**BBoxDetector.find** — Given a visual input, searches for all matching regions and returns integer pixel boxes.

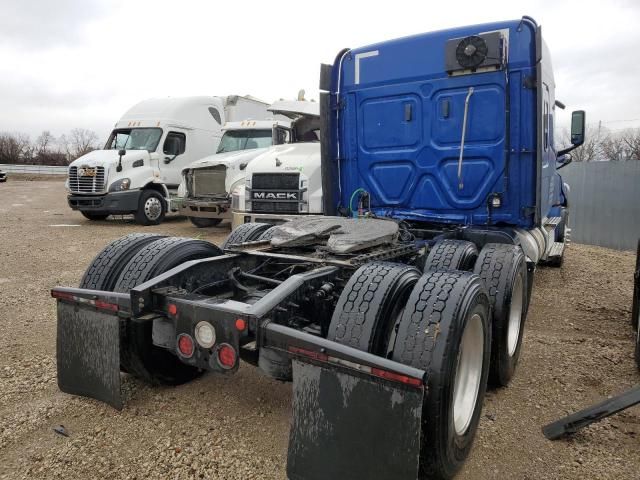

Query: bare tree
[558,125,602,162]
[600,133,627,161]
[59,128,99,160]
[621,128,640,161]
[0,132,32,163]
[35,130,55,154]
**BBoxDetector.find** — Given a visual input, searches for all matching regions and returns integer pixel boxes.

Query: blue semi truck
[53,17,584,479]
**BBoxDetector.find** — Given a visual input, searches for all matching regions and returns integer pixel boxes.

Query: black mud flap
[287,360,423,480]
[56,302,122,409]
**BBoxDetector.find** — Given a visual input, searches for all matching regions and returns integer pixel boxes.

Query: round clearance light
[177,334,194,358]
[217,343,237,369]
[235,318,247,331]
[194,321,216,349]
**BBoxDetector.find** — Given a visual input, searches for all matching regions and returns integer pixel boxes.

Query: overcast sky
[1,0,638,142]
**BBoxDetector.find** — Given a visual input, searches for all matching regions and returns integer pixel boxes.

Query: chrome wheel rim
[507,275,524,357]
[144,197,162,221]
[453,313,484,436]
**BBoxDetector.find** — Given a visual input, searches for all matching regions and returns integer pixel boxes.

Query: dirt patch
[0,180,638,479]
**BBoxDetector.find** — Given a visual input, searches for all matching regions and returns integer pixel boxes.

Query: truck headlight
[109,178,131,192]
[231,187,241,210]
[231,185,246,211]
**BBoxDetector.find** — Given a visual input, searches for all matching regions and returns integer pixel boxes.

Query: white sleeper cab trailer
[66,96,271,225]
[231,100,322,228]
[179,100,320,228]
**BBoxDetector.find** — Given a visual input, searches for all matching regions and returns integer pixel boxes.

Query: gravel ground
[0,179,638,479]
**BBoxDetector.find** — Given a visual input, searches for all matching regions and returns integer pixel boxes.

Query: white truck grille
[192,166,227,198]
[68,166,106,193]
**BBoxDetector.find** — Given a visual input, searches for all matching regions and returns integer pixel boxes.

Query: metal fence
[0,163,68,175]
[560,161,640,251]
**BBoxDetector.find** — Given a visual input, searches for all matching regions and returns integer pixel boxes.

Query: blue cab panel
[330,18,562,229]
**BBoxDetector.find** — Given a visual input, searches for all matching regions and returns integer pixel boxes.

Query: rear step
[547,241,565,259]
[544,216,562,227]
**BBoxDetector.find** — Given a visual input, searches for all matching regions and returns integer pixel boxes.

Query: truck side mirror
[570,110,585,147]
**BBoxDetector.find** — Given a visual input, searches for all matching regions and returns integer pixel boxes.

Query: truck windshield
[105,128,163,152]
[216,129,272,153]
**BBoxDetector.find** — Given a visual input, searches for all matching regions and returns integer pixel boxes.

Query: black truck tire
[630,239,640,330]
[257,225,280,241]
[328,262,421,355]
[474,243,527,388]
[423,239,479,272]
[392,271,491,480]
[134,189,166,226]
[189,217,223,228]
[81,211,110,221]
[80,233,167,291]
[220,222,272,249]
[115,237,222,293]
[114,237,222,384]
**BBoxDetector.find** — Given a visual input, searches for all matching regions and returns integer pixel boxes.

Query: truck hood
[68,149,149,169]
[245,143,320,174]
[182,147,270,174]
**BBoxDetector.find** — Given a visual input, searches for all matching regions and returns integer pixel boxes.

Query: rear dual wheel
[80,233,166,291]
[112,237,222,384]
[80,235,222,384]
[392,271,491,479]
[422,239,478,273]
[329,264,491,479]
[474,243,527,387]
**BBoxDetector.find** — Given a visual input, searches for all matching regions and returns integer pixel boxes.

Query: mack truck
[66,95,272,225]
[179,99,319,228]
[53,17,585,479]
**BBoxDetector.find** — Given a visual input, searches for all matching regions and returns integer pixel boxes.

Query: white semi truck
[180,99,320,228]
[177,118,292,228]
[230,100,322,228]
[66,95,272,225]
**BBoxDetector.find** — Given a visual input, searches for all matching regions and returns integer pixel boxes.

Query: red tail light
[177,334,194,358]
[217,344,237,369]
